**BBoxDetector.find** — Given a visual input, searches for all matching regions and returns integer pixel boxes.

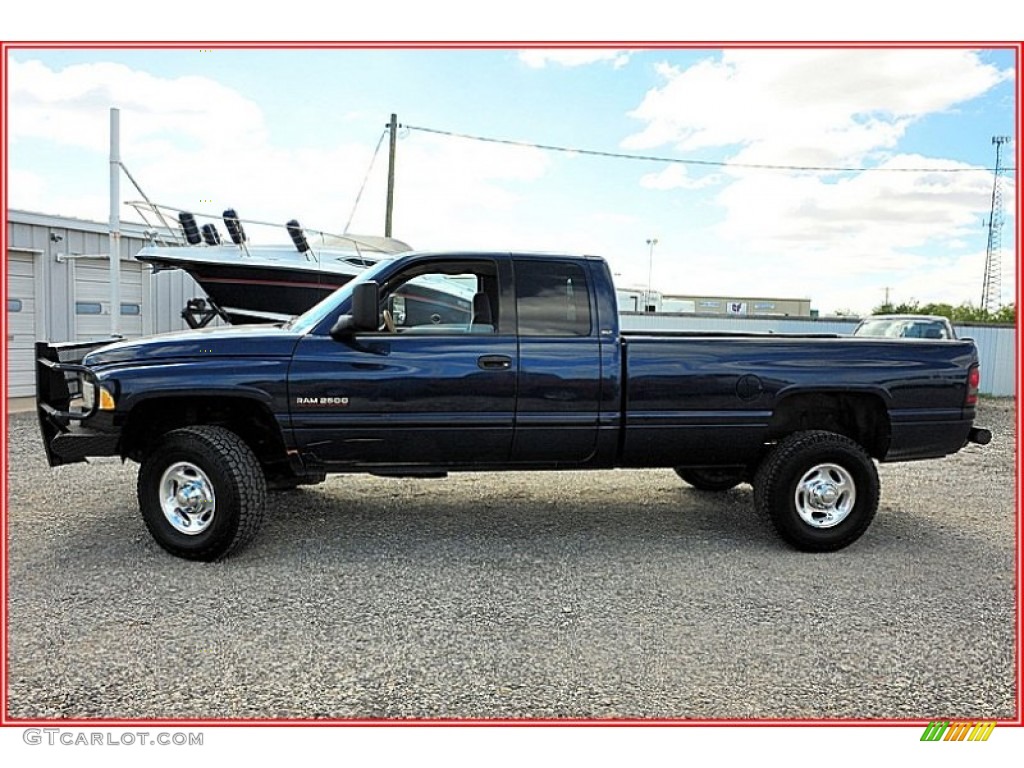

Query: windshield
[854,318,949,339]
[285,258,397,335]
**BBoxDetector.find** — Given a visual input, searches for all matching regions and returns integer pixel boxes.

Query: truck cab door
[511,258,601,464]
[288,257,516,468]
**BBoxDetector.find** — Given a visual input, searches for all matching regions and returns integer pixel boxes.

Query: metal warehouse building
[6,209,206,397]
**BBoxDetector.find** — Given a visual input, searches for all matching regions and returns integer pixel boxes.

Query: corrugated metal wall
[149,268,222,335]
[955,322,1017,398]
[7,211,212,342]
[6,252,39,397]
[6,211,215,399]
[8,217,147,343]
[620,312,1016,396]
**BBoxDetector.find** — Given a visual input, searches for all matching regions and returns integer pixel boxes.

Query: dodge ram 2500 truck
[36,251,991,560]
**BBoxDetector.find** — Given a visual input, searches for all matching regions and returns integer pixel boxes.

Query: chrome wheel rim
[794,463,855,529]
[159,462,216,535]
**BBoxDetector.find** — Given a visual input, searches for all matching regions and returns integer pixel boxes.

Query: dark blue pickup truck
[36,251,990,560]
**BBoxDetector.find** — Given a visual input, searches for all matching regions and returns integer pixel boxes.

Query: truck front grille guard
[35,340,111,424]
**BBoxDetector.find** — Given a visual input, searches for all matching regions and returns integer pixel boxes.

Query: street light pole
[645,237,658,312]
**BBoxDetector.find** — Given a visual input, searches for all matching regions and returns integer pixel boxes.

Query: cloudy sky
[6,45,1018,314]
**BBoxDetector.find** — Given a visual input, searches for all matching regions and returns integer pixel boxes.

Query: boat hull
[184,260,350,321]
[137,247,365,324]
[137,244,473,328]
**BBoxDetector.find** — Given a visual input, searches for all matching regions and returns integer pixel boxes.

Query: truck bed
[620,334,979,465]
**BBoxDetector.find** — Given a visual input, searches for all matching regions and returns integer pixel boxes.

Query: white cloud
[640,164,721,190]
[621,50,1015,313]
[9,59,267,155]
[519,49,630,70]
[715,155,995,257]
[7,58,553,251]
[8,168,46,205]
[624,50,1012,167]
[374,132,552,249]
[703,156,1016,311]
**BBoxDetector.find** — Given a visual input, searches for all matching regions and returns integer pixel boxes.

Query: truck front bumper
[36,340,122,467]
[45,425,121,464]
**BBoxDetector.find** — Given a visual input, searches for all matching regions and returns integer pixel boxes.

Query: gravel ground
[6,400,1017,720]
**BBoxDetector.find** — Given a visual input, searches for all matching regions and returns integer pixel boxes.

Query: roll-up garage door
[6,251,38,398]
[73,260,144,342]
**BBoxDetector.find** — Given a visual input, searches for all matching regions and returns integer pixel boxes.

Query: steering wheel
[382,309,396,333]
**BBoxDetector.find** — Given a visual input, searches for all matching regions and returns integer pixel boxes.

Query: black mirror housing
[352,281,381,330]
[328,314,356,339]
[330,281,380,339]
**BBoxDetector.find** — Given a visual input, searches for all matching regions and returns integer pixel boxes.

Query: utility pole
[981,135,1010,312]
[109,107,122,337]
[645,238,658,312]
[385,113,398,237]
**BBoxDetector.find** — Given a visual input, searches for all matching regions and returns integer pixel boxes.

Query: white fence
[620,313,1016,397]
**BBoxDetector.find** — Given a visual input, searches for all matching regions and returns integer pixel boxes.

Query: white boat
[130,203,412,325]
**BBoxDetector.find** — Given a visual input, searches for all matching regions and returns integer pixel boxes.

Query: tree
[869,300,1015,326]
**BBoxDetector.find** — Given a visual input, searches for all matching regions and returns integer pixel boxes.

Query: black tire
[674,467,745,491]
[137,426,267,561]
[754,430,879,552]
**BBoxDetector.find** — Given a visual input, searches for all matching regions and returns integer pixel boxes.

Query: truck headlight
[81,380,95,409]
[82,380,116,411]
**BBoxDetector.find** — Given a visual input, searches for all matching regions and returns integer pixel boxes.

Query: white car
[852,314,956,340]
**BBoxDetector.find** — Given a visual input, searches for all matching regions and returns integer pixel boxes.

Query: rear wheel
[138,425,267,561]
[754,431,879,552]
[674,467,745,491]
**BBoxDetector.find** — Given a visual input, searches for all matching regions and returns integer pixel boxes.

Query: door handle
[478,355,512,370]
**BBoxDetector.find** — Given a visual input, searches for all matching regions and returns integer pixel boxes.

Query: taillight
[965,364,980,406]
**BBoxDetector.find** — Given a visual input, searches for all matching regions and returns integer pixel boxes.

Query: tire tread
[138,425,267,561]
[754,430,879,552]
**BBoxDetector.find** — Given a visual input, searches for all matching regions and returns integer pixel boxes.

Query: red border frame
[1,39,1021,730]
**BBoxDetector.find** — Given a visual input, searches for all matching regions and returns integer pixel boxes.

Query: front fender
[107,359,289,415]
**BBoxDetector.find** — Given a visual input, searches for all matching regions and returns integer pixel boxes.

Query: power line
[405,124,1016,175]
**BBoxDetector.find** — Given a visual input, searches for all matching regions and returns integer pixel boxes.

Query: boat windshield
[286,258,397,335]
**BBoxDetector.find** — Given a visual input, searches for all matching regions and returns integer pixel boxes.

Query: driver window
[382,260,499,335]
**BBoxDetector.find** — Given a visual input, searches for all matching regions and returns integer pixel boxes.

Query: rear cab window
[514,260,592,337]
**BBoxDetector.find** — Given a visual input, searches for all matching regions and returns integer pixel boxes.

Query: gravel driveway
[6,399,1016,720]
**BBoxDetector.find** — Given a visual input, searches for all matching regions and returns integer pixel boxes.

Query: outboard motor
[286,219,310,253]
[178,212,202,245]
[223,209,247,245]
[201,223,222,246]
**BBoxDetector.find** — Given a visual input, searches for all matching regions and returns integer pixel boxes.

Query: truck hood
[83,325,303,367]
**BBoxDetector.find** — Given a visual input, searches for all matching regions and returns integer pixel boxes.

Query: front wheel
[138,426,267,561]
[754,431,879,552]
[674,467,745,491]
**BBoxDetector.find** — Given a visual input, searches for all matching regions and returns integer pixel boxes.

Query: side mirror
[328,314,355,339]
[329,281,380,340]
[352,281,381,330]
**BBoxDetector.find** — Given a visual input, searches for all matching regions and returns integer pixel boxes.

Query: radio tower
[981,136,1011,312]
